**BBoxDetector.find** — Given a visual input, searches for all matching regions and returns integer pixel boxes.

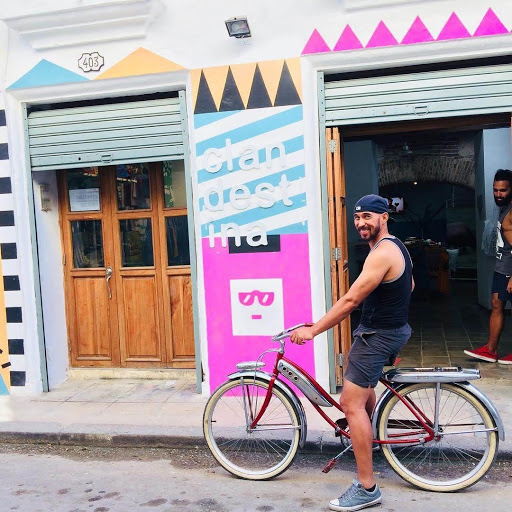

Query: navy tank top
[360,237,413,329]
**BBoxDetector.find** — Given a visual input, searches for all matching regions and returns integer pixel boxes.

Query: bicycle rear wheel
[203,377,301,480]
[377,383,498,491]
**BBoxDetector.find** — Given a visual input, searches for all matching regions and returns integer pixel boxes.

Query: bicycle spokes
[378,383,498,491]
[204,378,301,480]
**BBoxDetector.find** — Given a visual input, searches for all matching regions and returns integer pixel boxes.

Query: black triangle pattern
[219,67,245,112]
[274,61,301,107]
[194,70,217,114]
[247,64,272,109]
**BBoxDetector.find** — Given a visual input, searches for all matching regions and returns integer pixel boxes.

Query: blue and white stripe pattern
[194,105,307,237]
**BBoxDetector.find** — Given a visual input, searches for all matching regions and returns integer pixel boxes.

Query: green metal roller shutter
[323,63,512,127]
[28,95,186,171]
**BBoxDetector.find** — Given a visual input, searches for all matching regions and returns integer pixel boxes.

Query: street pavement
[2,444,512,512]
[0,374,511,459]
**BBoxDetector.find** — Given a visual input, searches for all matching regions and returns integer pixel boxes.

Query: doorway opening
[327,116,512,381]
[58,161,195,369]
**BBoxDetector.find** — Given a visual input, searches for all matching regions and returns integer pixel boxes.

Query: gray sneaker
[329,479,382,512]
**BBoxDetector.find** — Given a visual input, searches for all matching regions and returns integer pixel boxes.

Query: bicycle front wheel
[203,377,301,480]
[377,383,498,492]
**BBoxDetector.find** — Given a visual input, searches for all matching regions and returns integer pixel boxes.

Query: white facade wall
[1,0,512,394]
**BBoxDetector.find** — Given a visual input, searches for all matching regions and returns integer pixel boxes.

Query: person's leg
[365,388,376,418]
[487,293,505,352]
[339,380,375,489]
[465,279,504,360]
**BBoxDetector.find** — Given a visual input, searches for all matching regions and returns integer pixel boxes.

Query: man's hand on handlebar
[290,325,315,345]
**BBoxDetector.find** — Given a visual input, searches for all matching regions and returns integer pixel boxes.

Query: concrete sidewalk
[0,376,510,457]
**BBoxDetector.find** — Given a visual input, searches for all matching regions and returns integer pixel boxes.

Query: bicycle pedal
[322,458,337,473]
[334,418,348,437]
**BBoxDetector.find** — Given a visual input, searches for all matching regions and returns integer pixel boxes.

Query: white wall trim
[1,0,161,50]
[305,32,512,76]
[7,69,189,105]
[300,59,330,391]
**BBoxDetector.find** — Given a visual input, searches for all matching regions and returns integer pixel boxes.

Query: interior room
[344,125,512,377]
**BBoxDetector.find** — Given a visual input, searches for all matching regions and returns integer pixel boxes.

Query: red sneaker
[498,353,512,365]
[464,345,498,362]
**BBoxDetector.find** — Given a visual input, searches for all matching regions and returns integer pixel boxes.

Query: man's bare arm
[290,244,393,343]
[500,212,512,293]
[502,210,512,245]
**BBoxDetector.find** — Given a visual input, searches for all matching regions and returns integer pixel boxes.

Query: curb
[1,430,511,461]
[0,431,206,449]
[0,431,334,453]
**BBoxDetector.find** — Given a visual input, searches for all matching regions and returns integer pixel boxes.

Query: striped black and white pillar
[0,93,26,391]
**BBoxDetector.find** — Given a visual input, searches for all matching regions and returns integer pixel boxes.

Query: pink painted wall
[203,234,314,391]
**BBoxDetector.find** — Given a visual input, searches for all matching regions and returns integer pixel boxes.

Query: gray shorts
[345,323,412,388]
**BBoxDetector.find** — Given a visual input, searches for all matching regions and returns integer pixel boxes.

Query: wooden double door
[59,161,195,368]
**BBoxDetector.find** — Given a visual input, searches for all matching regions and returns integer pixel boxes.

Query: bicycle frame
[206,327,504,489]
[245,342,436,446]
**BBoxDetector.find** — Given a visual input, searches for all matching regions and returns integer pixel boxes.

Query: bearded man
[465,169,512,364]
[291,194,414,511]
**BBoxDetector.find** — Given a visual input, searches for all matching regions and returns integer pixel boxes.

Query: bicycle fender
[227,370,308,448]
[371,382,505,441]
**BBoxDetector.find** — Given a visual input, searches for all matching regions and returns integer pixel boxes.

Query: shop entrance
[325,115,512,383]
[58,161,194,369]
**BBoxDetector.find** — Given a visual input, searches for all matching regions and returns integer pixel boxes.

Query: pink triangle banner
[437,12,471,40]
[401,16,434,45]
[473,8,508,37]
[333,25,363,51]
[302,29,331,55]
[366,21,398,48]
[303,11,512,56]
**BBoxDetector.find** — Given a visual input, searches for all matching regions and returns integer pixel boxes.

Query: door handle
[105,266,113,299]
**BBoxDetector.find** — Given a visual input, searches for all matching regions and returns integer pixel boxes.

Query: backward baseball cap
[354,194,390,214]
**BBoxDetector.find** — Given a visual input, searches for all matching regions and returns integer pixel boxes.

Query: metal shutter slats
[324,64,512,126]
[28,97,185,171]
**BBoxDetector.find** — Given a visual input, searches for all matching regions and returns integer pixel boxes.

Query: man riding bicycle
[291,194,414,512]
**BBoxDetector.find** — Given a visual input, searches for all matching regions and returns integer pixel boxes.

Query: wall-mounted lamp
[225,16,251,38]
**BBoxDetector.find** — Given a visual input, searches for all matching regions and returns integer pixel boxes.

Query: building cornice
[1,0,160,50]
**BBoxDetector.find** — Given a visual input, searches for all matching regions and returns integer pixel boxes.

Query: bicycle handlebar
[271,323,313,341]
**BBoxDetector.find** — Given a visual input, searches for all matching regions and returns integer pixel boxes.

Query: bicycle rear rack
[382,367,480,383]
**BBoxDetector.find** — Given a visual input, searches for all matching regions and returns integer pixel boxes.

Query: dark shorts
[345,323,412,388]
[492,271,512,303]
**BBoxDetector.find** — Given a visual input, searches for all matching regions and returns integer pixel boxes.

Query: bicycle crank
[322,444,353,474]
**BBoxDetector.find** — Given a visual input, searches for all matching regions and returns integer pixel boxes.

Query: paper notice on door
[69,188,100,212]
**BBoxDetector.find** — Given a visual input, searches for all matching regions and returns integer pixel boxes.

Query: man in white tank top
[464,169,512,364]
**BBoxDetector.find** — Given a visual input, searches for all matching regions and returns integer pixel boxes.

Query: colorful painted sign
[193,59,313,390]
[196,104,306,242]
[202,235,313,390]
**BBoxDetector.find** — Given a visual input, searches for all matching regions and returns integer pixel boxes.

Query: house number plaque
[78,52,105,72]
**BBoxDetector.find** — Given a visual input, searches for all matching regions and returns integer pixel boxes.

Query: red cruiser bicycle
[203,324,504,492]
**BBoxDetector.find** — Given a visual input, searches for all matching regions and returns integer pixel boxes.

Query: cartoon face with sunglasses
[230,279,284,336]
[238,291,275,309]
